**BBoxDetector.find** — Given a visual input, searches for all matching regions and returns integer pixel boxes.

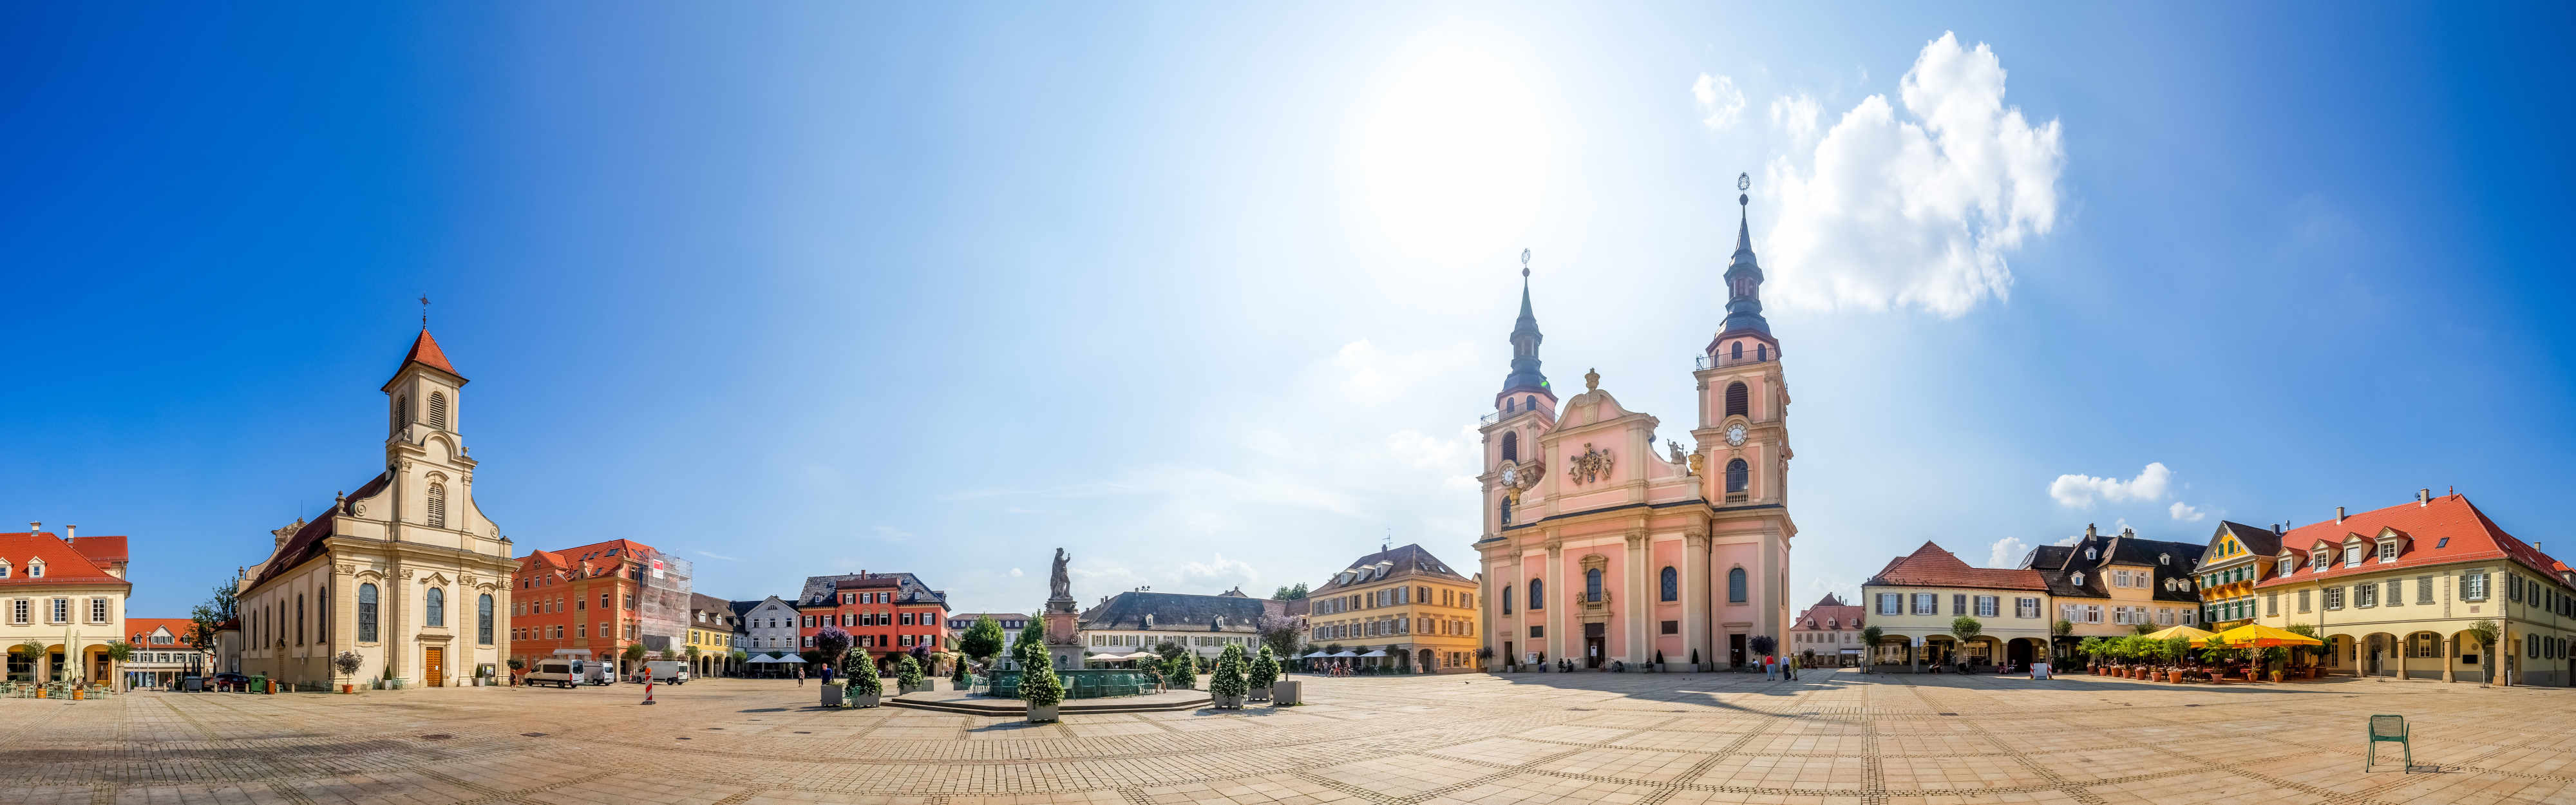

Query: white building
[1,524,129,686]
[122,618,207,688]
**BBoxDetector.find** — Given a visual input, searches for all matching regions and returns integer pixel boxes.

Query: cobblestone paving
[4,670,2572,804]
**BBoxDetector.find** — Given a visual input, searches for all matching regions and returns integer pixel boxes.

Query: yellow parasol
[2141,625,2216,643]
[2197,622,2323,648]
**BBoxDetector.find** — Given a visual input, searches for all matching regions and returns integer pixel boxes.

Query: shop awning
[2141,624,2217,643]
[2202,623,2324,648]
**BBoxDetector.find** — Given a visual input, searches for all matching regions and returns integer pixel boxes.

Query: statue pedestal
[1044,606,1080,668]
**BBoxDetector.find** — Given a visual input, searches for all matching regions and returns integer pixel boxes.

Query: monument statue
[1049,547,1072,600]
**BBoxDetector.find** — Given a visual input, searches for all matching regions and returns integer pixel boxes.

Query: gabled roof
[796,571,947,608]
[252,470,393,589]
[394,328,463,381]
[0,531,130,587]
[518,538,659,581]
[70,535,128,565]
[126,618,202,647]
[1793,593,1863,630]
[1078,591,1278,632]
[2213,520,2282,558]
[1313,544,1472,592]
[2028,531,2204,602]
[2257,493,2571,592]
[1865,542,2047,591]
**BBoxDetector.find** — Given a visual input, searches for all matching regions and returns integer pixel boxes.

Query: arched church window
[427,484,448,528]
[1501,431,1519,462]
[1528,580,1544,611]
[393,394,407,433]
[1725,459,1748,493]
[1524,395,1537,413]
[1731,342,1743,360]
[296,594,306,645]
[426,587,445,627]
[1660,567,1678,601]
[1725,382,1748,418]
[428,392,449,430]
[1498,495,1511,526]
[357,584,379,642]
[1757,345,1767,361]
[1504,397,1514,413]
[1728,567,1747,603]
[1502,585,1513,614]
[1585,569,1603,603]
[478,594,495,645]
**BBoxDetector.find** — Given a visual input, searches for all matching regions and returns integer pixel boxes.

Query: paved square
[4,670,2571,804]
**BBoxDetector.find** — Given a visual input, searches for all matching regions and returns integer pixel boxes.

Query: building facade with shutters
[234,328,517,689]
[1788,593,1864,667]
[1476,192,1797,672]
[121,618,207,689]
[793,571,949,667]
[1861,542,2056,671]
[2024,526,2209,658]
[2246,491,2573,687]
[1,525,131,685]
[1077,589,1282,665]
[1305,545,1481,672]
[736,596,800,658]
[510,538,675,676]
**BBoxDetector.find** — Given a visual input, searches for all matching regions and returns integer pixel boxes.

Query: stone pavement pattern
[3,670,2571,804]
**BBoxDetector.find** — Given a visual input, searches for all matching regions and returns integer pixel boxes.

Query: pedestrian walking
[795,665,805,687]
[1764,653,1778,681]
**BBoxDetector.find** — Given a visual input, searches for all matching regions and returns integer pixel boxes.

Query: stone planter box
[1027,703,1059,723]
[1213,692,1245,709]
[1273,679,1302,705]
[1249,686,1272,701]
[851,692,882,708]
[821,685,845,707]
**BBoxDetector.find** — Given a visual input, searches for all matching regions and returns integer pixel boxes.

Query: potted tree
[1016,639,1065,723]
[1209,644,1250,709]
[1858,627,1882,673]
[2468,620,2501,687]
[506,658,525,687]
[1690,648,1704,673]
[1950,617,1984,672]
[893,653,926,696]
[329,651,364,694]
[1163,652,1198,690]
[1247,646,1280,701]
[1475,646,1493,673]
[846,649,883,708]
[1653,650,1667,673]
[1747,635,1777,674]
[2163,636,2191,683]
[815,627,853,706]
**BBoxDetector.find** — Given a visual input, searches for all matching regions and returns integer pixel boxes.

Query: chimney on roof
[2273,523,2284,535]
[2418,488,2430,507]
[65,525,75,540]
[2085,523,2097,538]
[2120,526,2134,538]
[2335,506,2345,524]
[28,522,39,536]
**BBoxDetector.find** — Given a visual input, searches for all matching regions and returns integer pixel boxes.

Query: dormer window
[2085,548,2097,560]
[2343,546,2362,567]
[0,560,10,578]
[27,560,42,578]
[2311,551,2327,569]
[2072,572,2085,586]
[2376,542,2398,563]
[2159,553,2170,565]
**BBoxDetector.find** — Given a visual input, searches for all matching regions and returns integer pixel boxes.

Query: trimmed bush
[894,654,925,692]
[1016,638,1065,707]
[846,649,882,696]
[1248,645,1280,690]
[1210,645,1250,697]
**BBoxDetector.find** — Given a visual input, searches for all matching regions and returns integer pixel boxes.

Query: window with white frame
[2344,546,2362,567]
[0,560,10,578]
[2311,551,2327,569]
[2085,605,2102,623]
[2060,603,2078,623]
[2072,572,2085,586]
[9,599,25,624]
[2181,609,2196,625]
[1911,594,1936,615]
[29,560,43,578]
[2463,572,2488,601]
[51,598,69,623]
[1975,596,1998,617]
[2016,597,2040,619]
[2324,587,2345,609]
[2378,542,2398,562]
[89,598,108,623]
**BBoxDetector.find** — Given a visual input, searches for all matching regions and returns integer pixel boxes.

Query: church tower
[1481,250,1557,537]
[381,328,482,540]
[1692,176,1795,647]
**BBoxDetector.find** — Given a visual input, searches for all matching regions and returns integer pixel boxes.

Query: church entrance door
[1582,623,1605,668]
[424,647,445,687]
[1728,634,1747,668]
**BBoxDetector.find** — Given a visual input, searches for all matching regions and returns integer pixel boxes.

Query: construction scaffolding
[636,551,694,658]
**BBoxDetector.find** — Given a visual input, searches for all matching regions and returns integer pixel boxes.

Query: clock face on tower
[1725,423,1747,446]
[1501,465,1518,487]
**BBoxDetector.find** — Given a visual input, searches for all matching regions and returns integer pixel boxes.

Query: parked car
[526,659,581,688]
[209,672,250,692]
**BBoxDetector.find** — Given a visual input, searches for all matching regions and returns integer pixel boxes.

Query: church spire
[1499,249,1552,405]
[1719,173,1771,337]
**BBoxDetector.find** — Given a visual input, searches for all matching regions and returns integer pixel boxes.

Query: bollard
[639,680,656,705]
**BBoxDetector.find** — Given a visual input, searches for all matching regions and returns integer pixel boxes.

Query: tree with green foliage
[1015,636,1064,710]
[1248,645,1280,690]
[1257,613,1305,659]
[1951,616,1983,647]
[1859,626,1884,666]
[2076,636,2108,667]
[188,580,240,656]
[893,653,925,692]
[1162,650,1198,690]
[621,642,647,669]
[958,615,1007,663]
[1273,582,1309,600]
[2468,619,2501,685]
[1155,640,1189,664]
[2132,622,2158,636]
[1209,644,1249,700]
[845,647,881,697]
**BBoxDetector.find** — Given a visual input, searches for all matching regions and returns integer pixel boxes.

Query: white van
[644,661,689,684]
[527,659,580,688]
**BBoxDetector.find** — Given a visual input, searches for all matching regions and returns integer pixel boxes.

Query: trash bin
[248,674,266,694]
[183,676,204,692]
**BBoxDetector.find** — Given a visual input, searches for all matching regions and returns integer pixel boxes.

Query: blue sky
[5,5,2573,619]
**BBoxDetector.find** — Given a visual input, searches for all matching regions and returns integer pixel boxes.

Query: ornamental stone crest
[1566,443,1613,484]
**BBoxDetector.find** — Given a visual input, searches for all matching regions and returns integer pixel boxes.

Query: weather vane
[419,295,431,328]
[1738,172,1750,206]
[1520,248,1531,279]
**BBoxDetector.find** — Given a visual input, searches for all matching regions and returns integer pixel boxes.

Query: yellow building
[686,593,737,677]
[1,525,131,686]
[1307,544,1482,672]
[2247,491,2573,686]
[2192,521,2281,627]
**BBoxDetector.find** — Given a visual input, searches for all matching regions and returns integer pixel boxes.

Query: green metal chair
[2366,715,2410,772]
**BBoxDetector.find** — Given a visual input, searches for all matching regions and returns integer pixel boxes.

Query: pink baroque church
[1476,184,1795,671]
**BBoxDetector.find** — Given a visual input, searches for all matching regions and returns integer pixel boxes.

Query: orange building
[511,538,663,676]
[793,571,949,667]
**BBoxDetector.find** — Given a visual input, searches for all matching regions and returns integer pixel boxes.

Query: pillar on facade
[1683,532,1710,670]
[1624,531,1649,665]
[2499,626,2513,687]
[1546,543,1566,665]
[2442,637,2455,683]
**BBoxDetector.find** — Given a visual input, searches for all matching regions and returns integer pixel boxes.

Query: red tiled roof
[400,328,461,378]
[250,471,394,589]
[0,531,131,586]
[2257,493,2572,591]
[1866,541,2048,591]
[70,535,128,565]
[126,618,202,647]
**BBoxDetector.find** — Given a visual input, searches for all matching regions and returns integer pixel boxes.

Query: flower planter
[2166,670,2181,683]
[1213,692,1245,709]
[1027,703,1059,723]
[821,685,845,707]
[851,692,881,708]
[2268,670,2284,683]
[1249,686,1272,701]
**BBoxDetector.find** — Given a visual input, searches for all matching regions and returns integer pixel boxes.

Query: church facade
[234,328,518,688]
[1476,185,1797,670]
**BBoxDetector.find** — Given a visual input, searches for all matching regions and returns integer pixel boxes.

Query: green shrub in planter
[846,650,883,701]
[1015,639,1065,717]
[1247,646,1280,693]
[893,654,925,693]
[1162,652,1198,690]
[1209,645,1250,707]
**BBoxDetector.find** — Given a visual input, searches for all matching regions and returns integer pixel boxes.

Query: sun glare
[1345,29,1553,287]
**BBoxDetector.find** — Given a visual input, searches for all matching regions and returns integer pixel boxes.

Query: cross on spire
[419,295,431,329]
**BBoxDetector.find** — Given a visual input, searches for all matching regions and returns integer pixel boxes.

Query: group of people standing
[1762,652,1800,681]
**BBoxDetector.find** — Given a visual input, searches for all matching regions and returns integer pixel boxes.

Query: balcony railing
[1696,348,1779,370]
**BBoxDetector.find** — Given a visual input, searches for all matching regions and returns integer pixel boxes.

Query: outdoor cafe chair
[2366,715,2410,772]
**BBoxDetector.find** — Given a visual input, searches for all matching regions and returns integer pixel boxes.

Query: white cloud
[2168,501,2207,522]
[2050,535,2083,547]
[1385,427,1473,471]
[2049,462,2172,507]
[1768,93,1821,144]
[1692,73,1746,129]
[1761,32,2065,317]
[1008,567,1024,578]
[1179,553,1260,591]
[1986,536,2027,569]
[696,550,741,562]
